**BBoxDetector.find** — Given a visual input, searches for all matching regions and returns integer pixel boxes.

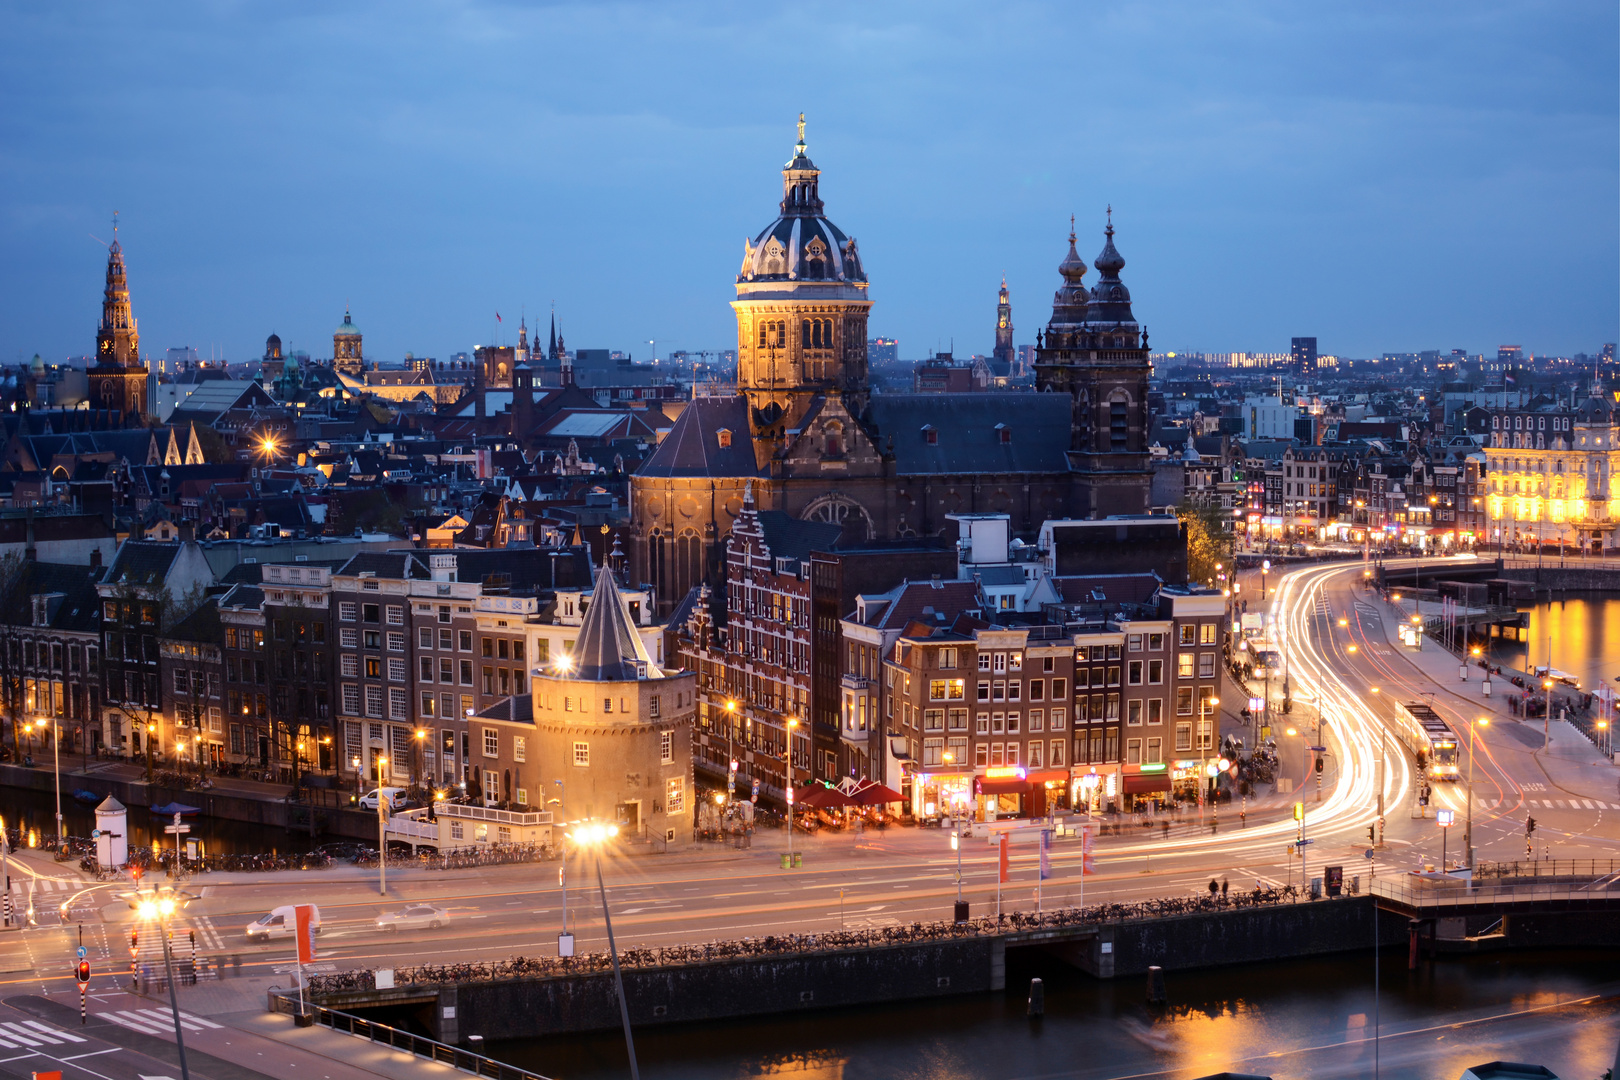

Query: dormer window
[995,423,1011,445]
[922,424,938,445]
[717,428,733,449]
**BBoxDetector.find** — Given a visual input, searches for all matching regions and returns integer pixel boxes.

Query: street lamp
[137,891,193,1080]
[375,754,389,897]
[785,718,798,862]
[1465,718,1489,868]
[1369,687,1387,845]
[145,721,157,785]
[351,756,362,803]
[30,718,63,845]
[1200,696,1221,825]
[413,728,427,791]
[567,821,639,1080]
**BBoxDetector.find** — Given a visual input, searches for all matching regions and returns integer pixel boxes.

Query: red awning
[793,786,856,808]
[1122,773,1172,795]
[848,783,904,806]
[1026,769,1070,785]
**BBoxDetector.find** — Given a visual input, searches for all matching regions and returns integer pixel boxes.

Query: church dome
[335,309,360,338]
[737,117,866,285]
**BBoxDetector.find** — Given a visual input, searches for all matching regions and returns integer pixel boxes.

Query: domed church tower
[731,114,872,455]
[1033,210,1153,516]
[88,216,150,424]
[333,308,363,376]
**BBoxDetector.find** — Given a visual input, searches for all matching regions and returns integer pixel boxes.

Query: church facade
[630,122,1154,613]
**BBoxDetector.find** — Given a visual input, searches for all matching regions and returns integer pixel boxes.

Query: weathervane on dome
[796,112,806,153]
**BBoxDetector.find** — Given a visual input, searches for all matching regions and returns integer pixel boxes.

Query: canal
[1489,592,1620,699]
[5,785,322,855]
[492,948,1618,1079]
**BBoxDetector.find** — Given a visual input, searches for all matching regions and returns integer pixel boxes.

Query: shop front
[914,769,975,820]
[1123,762,1173,810]
[1070,765,1120,814]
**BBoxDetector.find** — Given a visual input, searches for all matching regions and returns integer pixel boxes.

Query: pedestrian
[1208,878,1219,897]
[1221,877,1229,899]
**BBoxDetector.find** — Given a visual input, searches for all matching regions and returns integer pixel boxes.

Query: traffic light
[1526,816,1537,836]
[1293,802,1304,822]
[1314,756,1324,775]
[76,960,90,984]
[1367,825,1375,844]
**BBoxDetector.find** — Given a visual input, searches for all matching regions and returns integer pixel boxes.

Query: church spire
[780,112,824,217]
[548,306,558,363]
[96,213,139,369]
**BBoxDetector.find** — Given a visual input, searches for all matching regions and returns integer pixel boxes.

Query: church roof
[637,396,762,478]
[868,393,1072,475]
[737,118,866,286]
[568,565,657,682]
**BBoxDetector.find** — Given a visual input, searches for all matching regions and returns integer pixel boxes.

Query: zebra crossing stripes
[6,877,82,897]
[1487,798,1614,810]
[0,1019,89,1048]
[104,1009,221,1036]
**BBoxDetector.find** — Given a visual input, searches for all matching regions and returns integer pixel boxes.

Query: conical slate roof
[569,565,656,681]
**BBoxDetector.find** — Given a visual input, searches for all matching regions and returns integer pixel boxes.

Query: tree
[1179,500,1234,587]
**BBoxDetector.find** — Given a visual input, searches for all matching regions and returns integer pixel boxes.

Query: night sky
[2,2,1615,366]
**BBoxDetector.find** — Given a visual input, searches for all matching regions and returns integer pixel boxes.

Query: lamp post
[1465,718,1489,868]
[1261,559,1270,602]
[1199,696,1220,825]
[1370,687,1386,846]
[1542,678,1554,751]
[145,721,156,785]
[137,891,192,1080]
[33,719,63,845]
[569,821,639,1080]
[785,718,798,861]
[375,754,388,897]
[351,756,362,803]
[413,728,426,793]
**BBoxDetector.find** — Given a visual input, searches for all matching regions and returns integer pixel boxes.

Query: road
[3,556,1617,994]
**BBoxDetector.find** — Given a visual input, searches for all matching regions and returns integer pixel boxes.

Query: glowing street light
[138,889,193,1080]
[567,821,638,1080]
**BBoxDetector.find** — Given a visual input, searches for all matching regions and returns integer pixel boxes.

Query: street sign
[90,830,101,840]
[76,946,86,959]
[1437,809,1455,827]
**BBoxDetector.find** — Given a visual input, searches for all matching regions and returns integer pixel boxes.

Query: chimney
[90,547,102,569]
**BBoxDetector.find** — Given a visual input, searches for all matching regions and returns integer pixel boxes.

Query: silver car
[376,903,448,932]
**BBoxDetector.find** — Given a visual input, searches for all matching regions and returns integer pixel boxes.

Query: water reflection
[494,951,1619,1080]
[1496,593,1620,695]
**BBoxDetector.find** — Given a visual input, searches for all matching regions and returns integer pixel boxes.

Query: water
[5,785,319,855]
[1490,593,1620,696]
[493,950,1619,1080]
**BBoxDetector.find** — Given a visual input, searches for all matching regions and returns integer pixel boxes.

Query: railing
[434,801,555,826]
[295,1001,553,1080]
[1476,859,1620,881]
[1371,875,1620,910]
[308,887,1311,995]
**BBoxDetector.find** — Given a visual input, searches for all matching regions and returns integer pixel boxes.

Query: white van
[245,904,322,943]
[358,787,408,811]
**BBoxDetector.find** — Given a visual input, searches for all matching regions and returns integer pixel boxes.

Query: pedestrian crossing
[5,876,83,897]
[0,1018,88,1049]
[1482,798,1616,810]
[102,1008,221,1037]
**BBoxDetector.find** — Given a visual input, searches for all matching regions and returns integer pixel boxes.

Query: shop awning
[976,777,1029,796]
[1122,773,1173,795]
[1026,769,1070,785]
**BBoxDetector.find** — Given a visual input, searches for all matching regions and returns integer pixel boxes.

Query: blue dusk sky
[1,2,1615,367]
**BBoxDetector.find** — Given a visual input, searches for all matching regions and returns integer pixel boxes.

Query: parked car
[376,904,449,932]
[245,904,321,942]
[358,787,408,811]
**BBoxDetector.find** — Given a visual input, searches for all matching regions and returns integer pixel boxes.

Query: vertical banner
[997,833,1009,884]
[1081,824,1096,875]
[1039,829,1051,880]
[294,904,317,965]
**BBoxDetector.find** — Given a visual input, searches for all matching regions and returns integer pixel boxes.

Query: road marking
[104,1009,221,1036]
[0,1019,88,1046]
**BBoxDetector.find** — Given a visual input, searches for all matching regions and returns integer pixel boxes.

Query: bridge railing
[1371,875,1620,910]
[273,998,554,1080]
[1476,859,1620,881]
[306,888,1314,994]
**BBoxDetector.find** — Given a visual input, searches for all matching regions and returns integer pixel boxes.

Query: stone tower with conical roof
[531,565,696,845]
[89,219,150,422]
[333,308,363,376]
[1033,210,1153,517]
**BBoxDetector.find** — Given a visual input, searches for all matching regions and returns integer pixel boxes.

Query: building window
[660,730,673,764]
[1178,653,1195,679]
[948,708,968,732]
[1127,661,1142,685]
[388,632,405,652]
[388,658,407,682]
[975,743,989,767]
[511,735,525,763]
[1199,653,1216,679]
[342,684,360,715]
[421,691,436,716]
[388,688,407,719]
[1148,698,1164,725]
[1148,660,1163,684]
[1176,722,1192,752]
[923,709,944,732]
[1126,737,1142,765]
[419,627,433,649]
[364,685,383,718]
[1179,624,1195,646]
[450,821,464,840]
[1200,623,1217,645]
[666,776,685,814]
[386,605,404,625]
[340,628,357,648]
[1146,737,1162,764]
[339,602,356,622]
[573,741,589,767]
[1028,709,1044,733]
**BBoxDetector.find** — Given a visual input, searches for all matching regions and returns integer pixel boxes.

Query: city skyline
[1,2,1615,368]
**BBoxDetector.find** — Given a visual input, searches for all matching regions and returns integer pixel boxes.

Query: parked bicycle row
[307,885,1305,995]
